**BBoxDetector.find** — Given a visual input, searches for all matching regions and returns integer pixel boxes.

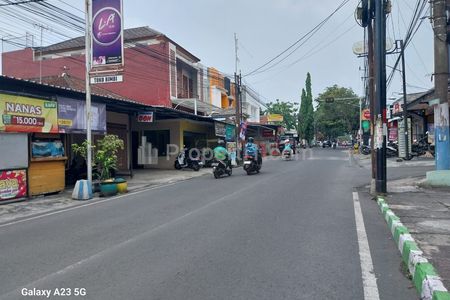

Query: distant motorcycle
[243,154,261,175]
[212,159,232,179]
[174,150,202,171]
[282,149,293,160]
[361,145,371,155]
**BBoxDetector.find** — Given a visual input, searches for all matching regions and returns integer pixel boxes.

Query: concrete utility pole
[374,0,387,194]
[368,18,377,192]
[399,39,410,160]
[34,23,49,84]
[85,0,93,186]
[431,0,450,170]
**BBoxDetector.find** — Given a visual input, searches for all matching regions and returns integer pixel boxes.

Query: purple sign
[92,0,123,67]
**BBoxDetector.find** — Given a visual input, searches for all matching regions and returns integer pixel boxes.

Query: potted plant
[72,134,124,196]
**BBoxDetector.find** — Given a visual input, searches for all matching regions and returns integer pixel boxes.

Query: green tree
[263,99,299,131]
[314,85,360,140]
[298,73,314,143]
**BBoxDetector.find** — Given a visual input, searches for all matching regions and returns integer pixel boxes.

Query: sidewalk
[367,176,450,296]
[0,168,210,224]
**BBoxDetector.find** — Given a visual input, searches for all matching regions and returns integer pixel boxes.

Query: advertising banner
[0,169,27,201]
[267,114,284,122]
[92,0,124,67]
[57,97,106,133]
[214,122,226,137]
[225,125,234,141]
[0,94,58,133]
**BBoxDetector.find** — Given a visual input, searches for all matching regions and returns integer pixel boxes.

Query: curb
[377,196,450,300]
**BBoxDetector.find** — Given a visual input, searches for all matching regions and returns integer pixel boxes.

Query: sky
[0,0,434,106]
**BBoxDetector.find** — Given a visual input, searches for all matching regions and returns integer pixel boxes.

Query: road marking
[352,191,380,300]
[0,174,276,299]
[0,181,181,229]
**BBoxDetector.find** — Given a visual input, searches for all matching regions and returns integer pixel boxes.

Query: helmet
[248,137,254,143]
[217,139,225,146]
[284,139,290,144]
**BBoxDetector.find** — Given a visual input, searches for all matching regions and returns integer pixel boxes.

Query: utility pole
[368,18,377,192]
[431,0,450,170]
[34,23,49,84]
[374,0,387,194]
[399,39,410,160]
[85,0,93,187]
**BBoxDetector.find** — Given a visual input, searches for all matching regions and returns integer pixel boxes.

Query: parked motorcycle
[174,150,202,171]
[212,159,232,179]
[243,154,261,175]
[361,144,371,155]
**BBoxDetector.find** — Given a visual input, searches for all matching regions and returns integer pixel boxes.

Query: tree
[314,85,360,140]
[298,73,314,143]
[263,99,299,131]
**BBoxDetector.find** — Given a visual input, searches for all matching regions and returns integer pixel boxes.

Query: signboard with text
[92,0,124,67]
[137,112,154,123]
[0,94,58,133]
[57,97,106,133]
[0,169,27,201]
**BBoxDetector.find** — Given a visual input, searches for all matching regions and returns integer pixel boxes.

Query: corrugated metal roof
[40,26,162,53]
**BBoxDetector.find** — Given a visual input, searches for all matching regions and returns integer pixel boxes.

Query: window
[143,130,170,156]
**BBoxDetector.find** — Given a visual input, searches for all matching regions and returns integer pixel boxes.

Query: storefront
[0,92,66,198]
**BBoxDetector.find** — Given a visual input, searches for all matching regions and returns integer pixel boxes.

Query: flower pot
[99,180,118,197]
[115,178,128,193]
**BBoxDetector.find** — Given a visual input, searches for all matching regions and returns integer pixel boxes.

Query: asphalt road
[0,148,418,300]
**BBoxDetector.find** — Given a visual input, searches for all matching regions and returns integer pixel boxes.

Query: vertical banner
[92,0,124,67]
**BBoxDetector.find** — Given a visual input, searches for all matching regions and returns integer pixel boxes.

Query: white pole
[85,0,93,186]
[359,97,362,148]
[194,98,197,115]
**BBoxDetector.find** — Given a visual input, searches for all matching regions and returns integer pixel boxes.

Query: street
[0,149,418,300]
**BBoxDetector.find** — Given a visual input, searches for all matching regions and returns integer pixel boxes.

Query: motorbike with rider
[282,139,293,160]
[243,137,262,175]
[212,140,232,178]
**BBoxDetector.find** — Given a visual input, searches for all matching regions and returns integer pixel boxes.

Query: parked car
[322,140,332,148]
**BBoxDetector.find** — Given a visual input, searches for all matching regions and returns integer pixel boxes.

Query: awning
[172,98,227,116]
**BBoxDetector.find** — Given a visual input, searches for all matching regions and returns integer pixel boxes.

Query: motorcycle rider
[283,139,292,154]
[245,137,262,166]
[213,139,231,168]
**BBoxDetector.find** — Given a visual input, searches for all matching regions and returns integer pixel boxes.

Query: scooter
[212,159,232,179]
[243,154,261,175]
[282,148,293,160]
[174,151,202,171]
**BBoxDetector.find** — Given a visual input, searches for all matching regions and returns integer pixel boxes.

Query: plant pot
[99,180,118,197]
[115,178,128,193]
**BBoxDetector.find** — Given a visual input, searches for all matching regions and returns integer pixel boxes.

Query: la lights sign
[92,0,123,67]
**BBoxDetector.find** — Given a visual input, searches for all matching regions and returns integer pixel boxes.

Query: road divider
[377,196,450,300]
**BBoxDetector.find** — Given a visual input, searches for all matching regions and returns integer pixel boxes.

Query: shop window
[144,130,170,156]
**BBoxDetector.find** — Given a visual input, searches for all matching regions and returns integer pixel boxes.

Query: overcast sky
[121,0,433,104]
[1,0,434,105]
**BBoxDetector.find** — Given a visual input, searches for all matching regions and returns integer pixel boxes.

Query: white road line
[352,191,380,300]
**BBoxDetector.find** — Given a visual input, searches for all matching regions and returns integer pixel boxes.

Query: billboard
[0,94,58,133]
[267,114,284,122]
[57,97,106,133]
[92,0,124,67]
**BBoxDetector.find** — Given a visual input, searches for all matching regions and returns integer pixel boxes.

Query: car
[322,140,332,148]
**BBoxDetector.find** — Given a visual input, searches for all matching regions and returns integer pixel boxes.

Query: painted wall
[2,42,171,107]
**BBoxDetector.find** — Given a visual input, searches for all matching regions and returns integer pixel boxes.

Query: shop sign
[0,169,27,201]
[214,122,226,137]
[92,0,124,67]
[137,112,154,123]
[225,124,234,141]
[362,109,371,120]
[90,75,123,84]
[267,114,283,122]
[57,97,106,133]
[0,94,58,133]
[262,129,275,137]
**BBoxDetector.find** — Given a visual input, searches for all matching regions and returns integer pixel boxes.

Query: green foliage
[263,99,299,131]
[298,73,315,143]
[314,85,360,140]
[71,134,124,181]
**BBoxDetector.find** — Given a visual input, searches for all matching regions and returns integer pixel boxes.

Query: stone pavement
[0,168,210,224]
